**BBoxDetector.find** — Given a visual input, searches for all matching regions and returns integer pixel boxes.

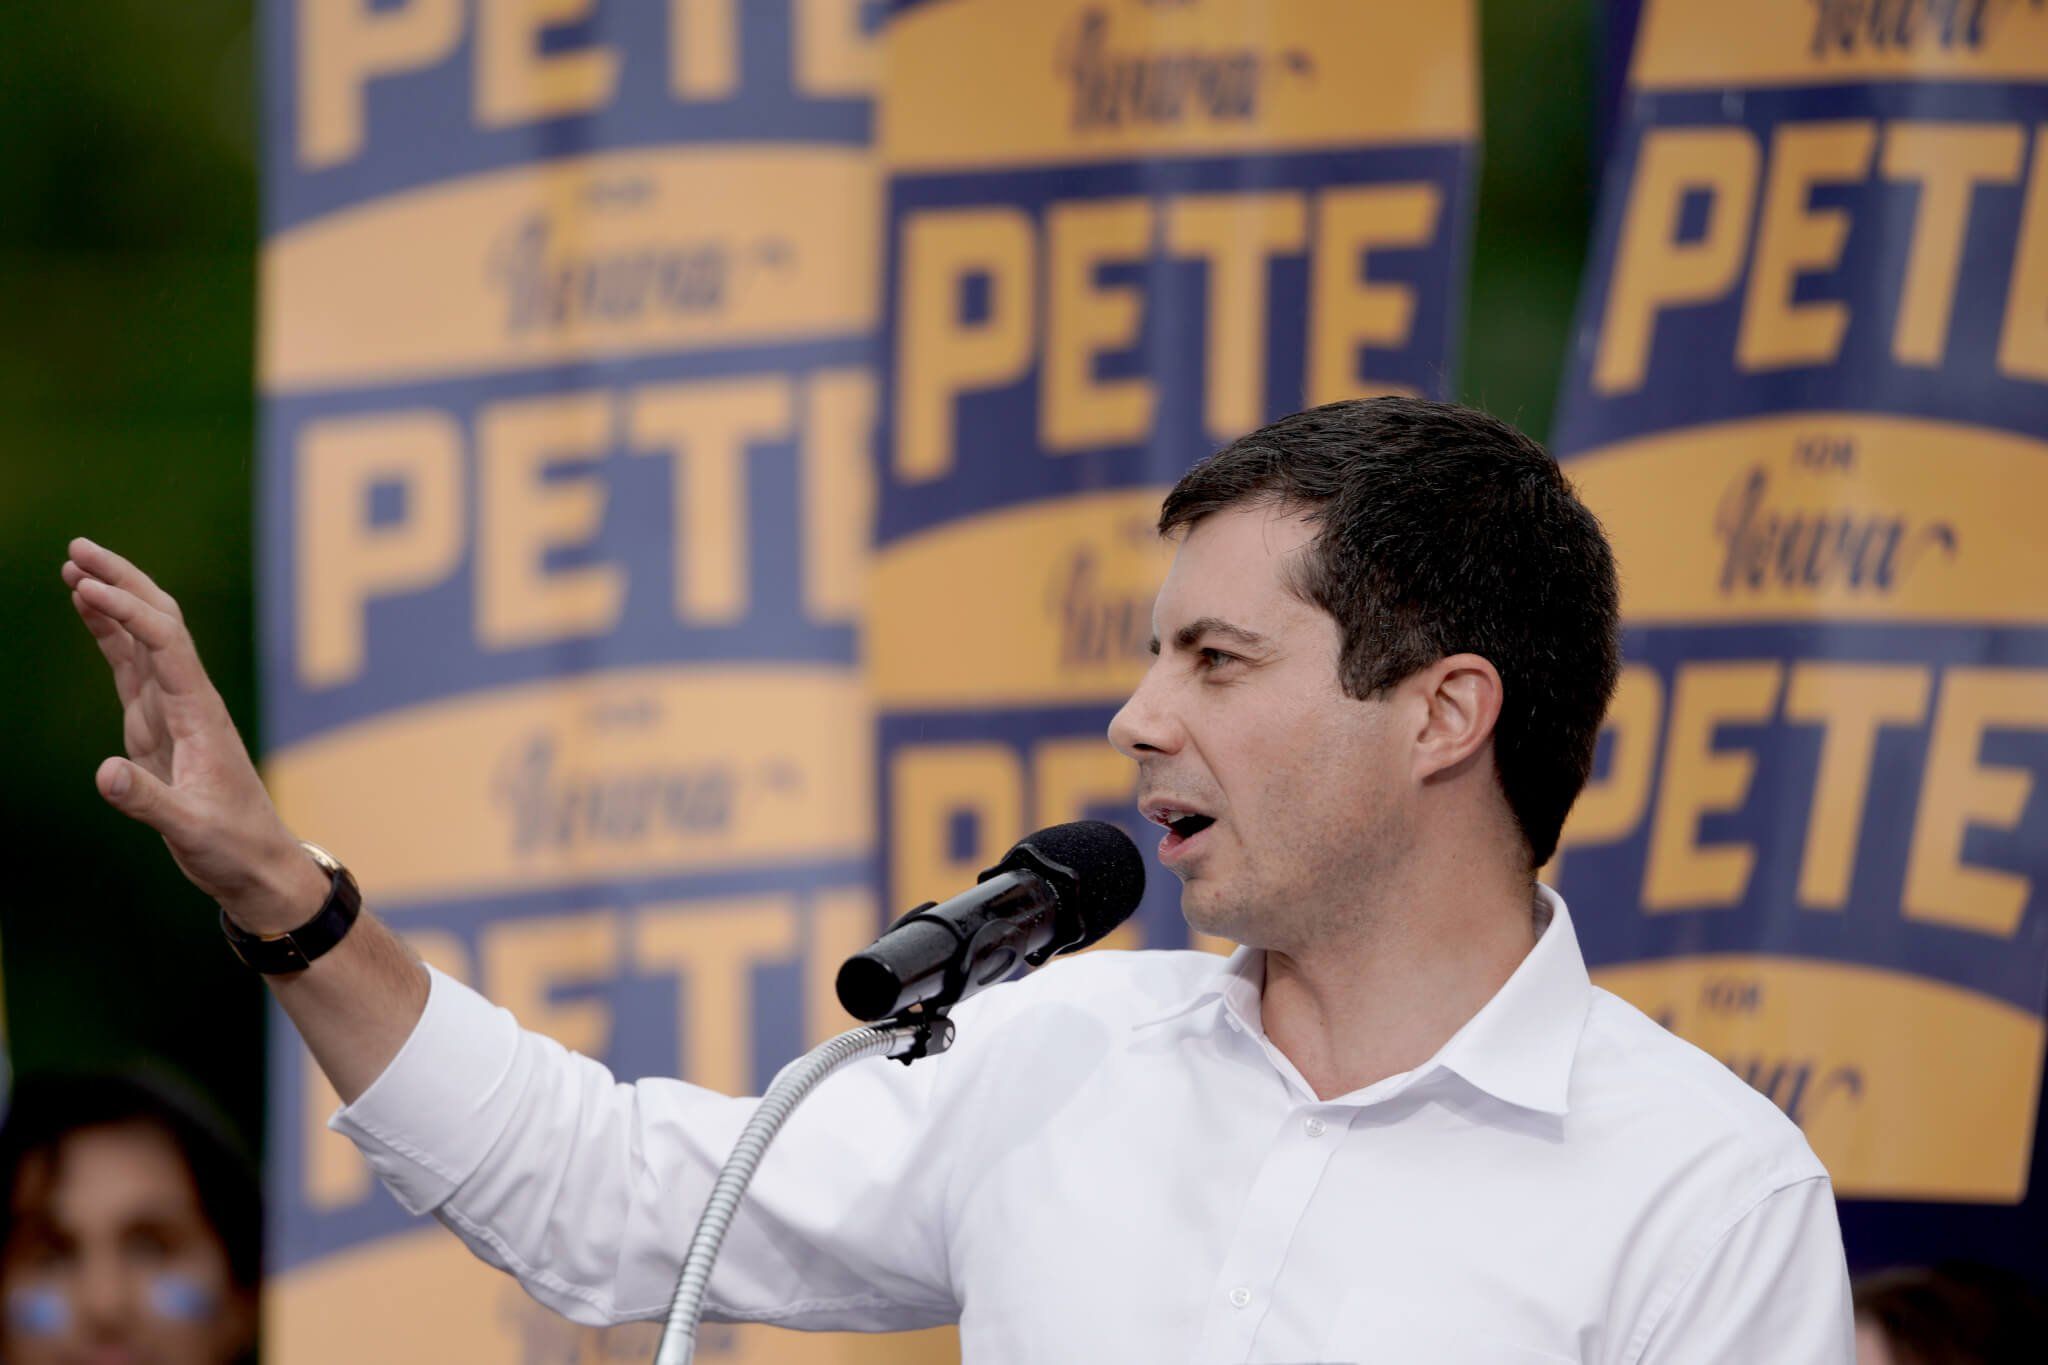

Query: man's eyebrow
[1147,617,1271,655]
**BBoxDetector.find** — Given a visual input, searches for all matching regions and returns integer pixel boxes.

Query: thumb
[96,756,187,835]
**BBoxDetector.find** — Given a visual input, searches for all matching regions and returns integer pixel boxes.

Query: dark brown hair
[1854,1263,2048,1364]
[0,1071,261,1293]
[1159,397,1621,867]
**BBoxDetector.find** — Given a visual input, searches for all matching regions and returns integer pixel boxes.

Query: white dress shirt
[334,889,1854,1362]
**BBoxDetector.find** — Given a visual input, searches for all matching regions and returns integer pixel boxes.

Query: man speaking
[63,398,1853,1361]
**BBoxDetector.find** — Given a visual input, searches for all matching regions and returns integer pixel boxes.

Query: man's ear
[1410,653,1504,782]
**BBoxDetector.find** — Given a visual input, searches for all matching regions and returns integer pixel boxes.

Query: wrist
[220,840,364,975]
[221,842,330,935]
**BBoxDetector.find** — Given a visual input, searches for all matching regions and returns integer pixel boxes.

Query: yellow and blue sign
[873,0,1479,944]
[257,3,918,1361]
[1553,0,2048,1231]
[259,1,1477,1358]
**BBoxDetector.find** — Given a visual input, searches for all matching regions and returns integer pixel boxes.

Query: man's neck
[1257,865,1541,1102]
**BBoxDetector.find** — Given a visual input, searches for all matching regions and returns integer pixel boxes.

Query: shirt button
[1228,1287,1252,1309]
[1304,1116,1328,1138]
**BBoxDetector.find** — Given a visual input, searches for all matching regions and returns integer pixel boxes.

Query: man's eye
[1197,648,1237,669]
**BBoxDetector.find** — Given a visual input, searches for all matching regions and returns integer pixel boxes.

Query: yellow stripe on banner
[1566,413,2048,625]
[265,667,868,905]
[1594,955,2044,1202]
[262,146,876,392]
[266,1226,958,1364]
[1631,0,2048,91]
[883,0,1477,172]
[870,488,1174,708]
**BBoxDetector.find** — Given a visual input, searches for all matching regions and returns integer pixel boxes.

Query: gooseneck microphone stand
[651,1011,956,1365]
[650,820,1143,1363]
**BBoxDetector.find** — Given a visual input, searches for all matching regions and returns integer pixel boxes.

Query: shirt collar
[1130,943,1261,1034]
[1427,886,1591,1115]
[1131,885,1593,1117]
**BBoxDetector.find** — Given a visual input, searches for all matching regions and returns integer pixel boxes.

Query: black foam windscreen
[1006,819,1146,950]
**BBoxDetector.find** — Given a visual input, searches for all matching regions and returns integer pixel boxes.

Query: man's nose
[1108,668,1179,758]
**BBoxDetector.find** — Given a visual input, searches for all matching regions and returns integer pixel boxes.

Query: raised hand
[63,537,328,933]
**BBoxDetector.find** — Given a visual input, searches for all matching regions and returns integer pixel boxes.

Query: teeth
[1146,805,1213,831]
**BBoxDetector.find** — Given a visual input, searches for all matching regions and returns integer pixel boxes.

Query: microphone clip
[872,870,1052,1023]
[882,1008,957,1067]
[977,839,1088,966]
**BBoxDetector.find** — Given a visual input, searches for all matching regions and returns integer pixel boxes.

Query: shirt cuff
[327,965,524,1216]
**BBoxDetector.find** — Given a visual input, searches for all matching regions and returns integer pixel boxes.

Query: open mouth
[1149,808,1217,862]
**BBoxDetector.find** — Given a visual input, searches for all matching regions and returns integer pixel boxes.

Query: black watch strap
[220,842,362,974]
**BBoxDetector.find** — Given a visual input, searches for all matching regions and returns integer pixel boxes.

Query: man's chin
[1179,886,1250,944]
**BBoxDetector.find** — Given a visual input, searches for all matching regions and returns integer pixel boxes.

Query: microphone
[835,820,1146,1022]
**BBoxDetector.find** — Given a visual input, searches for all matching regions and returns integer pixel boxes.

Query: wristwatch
[219,841,362,974]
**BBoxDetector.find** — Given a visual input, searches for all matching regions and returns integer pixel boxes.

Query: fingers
[71,577,218,716]
[74,575,179,647]
[71,589,146,702]
[65,545,197,702]
[72,584,133,650]
[67,537,181,618]
[96,755,193,838]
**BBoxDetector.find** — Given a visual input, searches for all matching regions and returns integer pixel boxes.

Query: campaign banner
[255,4,934,1361]
[872,0,1479,950]
[1552,0,2048,1247]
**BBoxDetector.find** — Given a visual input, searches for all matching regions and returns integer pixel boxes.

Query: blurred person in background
[0,1074,258,1365]
[1855,1263,2048,1365]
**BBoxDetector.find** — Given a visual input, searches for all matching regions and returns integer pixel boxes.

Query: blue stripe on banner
[1558,83,2048,454]
[261,0,875,233]
[876,145,1476,545]
[1565,623,2048,1014]
[257,337,869,748]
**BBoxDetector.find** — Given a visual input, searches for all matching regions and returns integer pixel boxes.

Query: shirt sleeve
[329,967,960,1332]
[1631,1175,1854,1365]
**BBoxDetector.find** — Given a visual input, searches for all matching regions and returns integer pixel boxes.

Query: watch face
[298,840,342,876]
